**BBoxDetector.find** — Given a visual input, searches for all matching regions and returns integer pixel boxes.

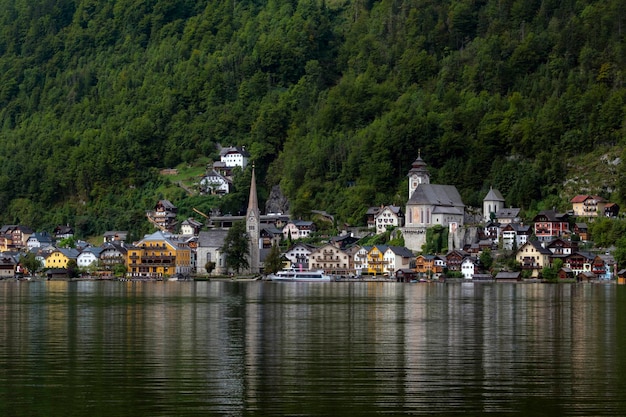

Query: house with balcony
[564,252,594,275]
[354,246,372,275]
[54,225,74,241]
[147,200,178,233]
[99,242,128,272]
[516,241,552,278]
[570,195,607,217]
[364,245,389,275]
[445,250,468,272]
[126,231,192,278]
[284,243,316,269]
[415,254,441,279]
[309,243,351,273]
[532,210,570,241]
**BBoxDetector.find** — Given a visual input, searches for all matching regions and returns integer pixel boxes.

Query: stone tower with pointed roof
[483,186,505,223]
[246,165,261,273]
[407,150,430,199]
[402,152,466,252]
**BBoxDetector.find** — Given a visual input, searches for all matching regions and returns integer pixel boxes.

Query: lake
[1,280,625,416]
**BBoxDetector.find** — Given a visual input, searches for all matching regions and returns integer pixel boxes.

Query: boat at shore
[267,268,332,282]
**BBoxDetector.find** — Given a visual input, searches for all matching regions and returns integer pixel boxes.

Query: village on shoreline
[1,148,624,284]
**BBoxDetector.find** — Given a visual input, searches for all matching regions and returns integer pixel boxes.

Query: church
[402,153,465,252]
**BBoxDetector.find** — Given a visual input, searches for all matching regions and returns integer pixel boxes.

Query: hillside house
[604,203,620,218]
[54,225,74,241]
[495,207,521,225]
[501,223,531,250]
[180,218,203,236]
[200,169,231,195]
[103,231,128,243]
[147,200,178,232]
[570,195,607,217]
[564,252,594,275]
[533,210,570,241]
[220,146,249,169]
[45,248,80,269]
[373,206,405,234]
[282,220,315,240]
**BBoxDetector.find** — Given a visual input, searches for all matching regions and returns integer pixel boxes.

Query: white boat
[267,268,332,282]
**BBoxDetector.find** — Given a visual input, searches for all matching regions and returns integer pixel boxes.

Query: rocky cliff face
[265,185,290,215]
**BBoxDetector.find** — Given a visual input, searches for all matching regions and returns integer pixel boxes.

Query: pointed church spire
[246,163,260,274]
[247,163,258,215]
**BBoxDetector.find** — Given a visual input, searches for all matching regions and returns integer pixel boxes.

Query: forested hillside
[0,0,624,239]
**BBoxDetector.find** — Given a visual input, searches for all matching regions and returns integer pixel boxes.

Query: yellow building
[516,241,552,278]
[127,231,192,278]
[366,245,387,275]
[45,248,80,269]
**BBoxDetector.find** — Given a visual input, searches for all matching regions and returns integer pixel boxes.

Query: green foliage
[19,252,42,274]
[221,221,249,273]
[423,225,448,254]
[264,244,284,274]
[479,249,493,271]
[0,0,624,233]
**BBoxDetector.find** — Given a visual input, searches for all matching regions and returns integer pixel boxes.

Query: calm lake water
[1,280,625,416]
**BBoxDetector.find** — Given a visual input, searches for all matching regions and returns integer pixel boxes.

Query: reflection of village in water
[2,280,620,415]
[0,149,622,283]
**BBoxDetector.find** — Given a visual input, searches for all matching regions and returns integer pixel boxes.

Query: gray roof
[496,207,521,218]
[484,187,505,202]
[197,230,229,248]
[386,246,414,258]
[408,184,464,208]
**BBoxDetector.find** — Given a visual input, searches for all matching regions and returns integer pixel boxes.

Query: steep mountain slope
[0,0,623,237]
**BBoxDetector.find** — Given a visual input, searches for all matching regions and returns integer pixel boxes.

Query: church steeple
[407,150,430,198]
[246,164,261,274]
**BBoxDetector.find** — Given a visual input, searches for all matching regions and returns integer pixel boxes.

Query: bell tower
[407,150,430,199]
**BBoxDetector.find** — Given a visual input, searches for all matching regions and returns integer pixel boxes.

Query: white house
[283,243,315,268]
[180,218,203,236]
[501,223,531,251]
[383,246,414,276]
[77,247,103,268]
[354,246,371,275]
[461,257,478,279]
[200,170,231,195]
[220,146,250,168]
[374,206,405,234]
[27,232,54,250]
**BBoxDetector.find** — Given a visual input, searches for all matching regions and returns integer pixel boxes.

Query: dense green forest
[0,0,624,240]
